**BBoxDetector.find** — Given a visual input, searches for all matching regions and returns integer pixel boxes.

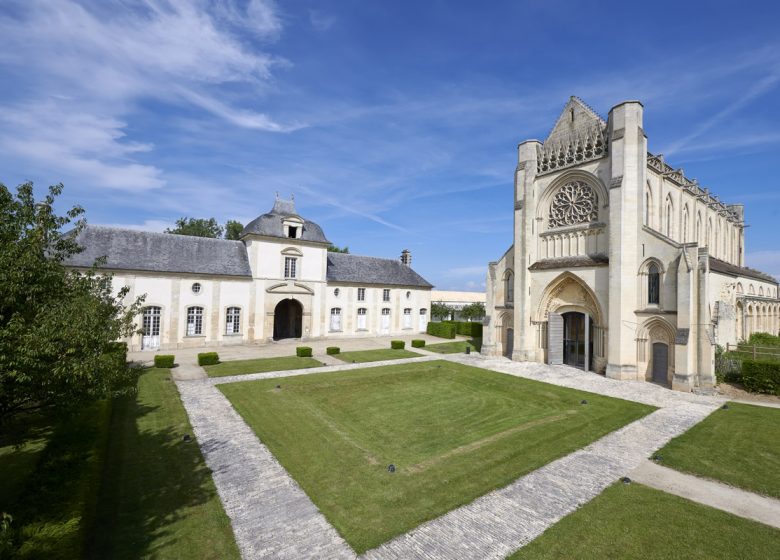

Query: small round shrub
[411,339,425,348]
[391,340,405,350]
[296,346,313,357]
[326,346,340,355]
[154,354,175,368]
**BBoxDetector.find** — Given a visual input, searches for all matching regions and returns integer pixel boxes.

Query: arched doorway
[562,311,594,370]
[273,299,303,340]
[651,342,669,385]
[499,311,514,358]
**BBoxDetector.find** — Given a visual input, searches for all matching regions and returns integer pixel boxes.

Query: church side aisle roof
[709,256,778,285]
[65,226,252,277]
[326,252,432,288]
[241,197,329,243]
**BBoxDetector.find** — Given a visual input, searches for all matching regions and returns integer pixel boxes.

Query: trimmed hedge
[411,339,425,348]
[457,321,483,338]
[154,355,175,368]
[747,332,780,347]
[197,352,219,366]
[390,340,405,350]
[427,322,457,339]
[326,346,340,355]
[741,359,780,395]
[296,346,313,357]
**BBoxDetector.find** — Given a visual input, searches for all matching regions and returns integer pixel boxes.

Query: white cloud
[309,10,336,31]
[0,0,289,191]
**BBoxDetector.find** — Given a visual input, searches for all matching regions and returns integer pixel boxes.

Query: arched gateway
[273,299,303,340]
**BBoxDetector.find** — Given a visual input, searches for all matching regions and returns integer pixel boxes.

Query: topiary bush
[427,322,457,339]
[411,339,425,348]
[741,359,780,395]
[390,340,405,350]
[326,346,340,355]
[197,352,219,366]
[296,346,313,357]
[154,355,175,368]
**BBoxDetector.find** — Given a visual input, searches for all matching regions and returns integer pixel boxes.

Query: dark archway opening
[562,311,594,370]
[651,342,669,386]
[273,299,303,340]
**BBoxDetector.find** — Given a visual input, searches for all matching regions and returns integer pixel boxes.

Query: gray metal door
[548,312,563,365]
[652,342,668,385]
[505,328,514,358]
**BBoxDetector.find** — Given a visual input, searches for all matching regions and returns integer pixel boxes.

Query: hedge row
[450,321,483,338]
[426,322,457,339]
[197,352,219,366]
[296,346,313,357]
[391,340,405,350]
[741,359,780,395]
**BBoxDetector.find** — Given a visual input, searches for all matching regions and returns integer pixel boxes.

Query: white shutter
[547,312,563,365]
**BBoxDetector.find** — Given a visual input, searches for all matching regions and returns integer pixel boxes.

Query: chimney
[400,249,412,266]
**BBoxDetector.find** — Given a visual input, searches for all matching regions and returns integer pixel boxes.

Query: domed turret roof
[241,197,329,244]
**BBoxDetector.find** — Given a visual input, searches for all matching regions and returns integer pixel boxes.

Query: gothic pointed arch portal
[537,272,606,372]
[636,316,676,386]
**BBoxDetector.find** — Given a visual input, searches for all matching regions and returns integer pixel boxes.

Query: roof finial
[291,193,295,202]
[275,191,279,200]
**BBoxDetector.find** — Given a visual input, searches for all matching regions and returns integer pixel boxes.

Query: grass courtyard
[219,360,655,552]
[334,348,422,363]
[655,401,780,498]
[425,339,481,354]
[509,482,780,560]
[204,355,322,377]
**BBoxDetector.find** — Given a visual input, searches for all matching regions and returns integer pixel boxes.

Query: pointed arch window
[644,189,652,226]
[505,270,514,303]
[682,205,689,242]
[648,263,660,305]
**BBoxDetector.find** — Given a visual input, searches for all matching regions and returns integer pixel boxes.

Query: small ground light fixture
[387,464,396,473]
[182,434,191,443]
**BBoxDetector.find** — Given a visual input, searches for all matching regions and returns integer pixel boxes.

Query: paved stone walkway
[630,460,780,529]
[176,352,734,559]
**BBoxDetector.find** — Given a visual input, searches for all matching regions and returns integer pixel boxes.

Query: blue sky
[1,0,779,290]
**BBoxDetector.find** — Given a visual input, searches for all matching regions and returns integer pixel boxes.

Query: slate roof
[326,252,432,288]
[65,226,252,277]
[241,197,329,244]
[529,254,609,270]
[709,256,777,284]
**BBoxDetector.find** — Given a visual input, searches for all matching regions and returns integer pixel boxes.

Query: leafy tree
[165,217,223,238]
[225,219,244,240]
[431,302,453,321]
[0,182,144,424]
[327,244,349,253]
[460,302,486,321]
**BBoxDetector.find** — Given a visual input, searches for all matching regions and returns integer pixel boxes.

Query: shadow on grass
[87,376,233,559]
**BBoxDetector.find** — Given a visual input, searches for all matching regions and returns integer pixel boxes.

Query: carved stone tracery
[548,181,598,228]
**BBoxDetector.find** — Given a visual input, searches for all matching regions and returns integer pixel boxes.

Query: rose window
[548,181,598,228]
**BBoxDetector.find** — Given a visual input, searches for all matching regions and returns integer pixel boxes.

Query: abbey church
[483,97,779,391]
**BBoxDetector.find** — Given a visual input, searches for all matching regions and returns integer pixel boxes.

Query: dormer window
[282,216,304,239]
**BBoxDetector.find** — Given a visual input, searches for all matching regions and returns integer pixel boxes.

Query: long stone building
[483,97,779,391]
[67,197,432,351]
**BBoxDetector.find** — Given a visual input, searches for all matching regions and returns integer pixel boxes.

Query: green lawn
[0,414,53,511]
[89,368,240,559]
[509,482,780,560]
[425,339,480,354]
[205,355,323,377]
[335,348,423,363]
[655,401,780,498]
[1,368,239,559]
[220,360,654,553]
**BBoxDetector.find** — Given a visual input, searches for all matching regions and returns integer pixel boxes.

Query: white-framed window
[225,307,240,334]
[330,307,342,331]
[187,306,203,336]
[284,256,297,279]
[357,287,365,301]
[382,308,391,315]
[357,307,367,330]
[192,282,201,294]
[383,288,391,302]
[143,306,161,336]
[419,308,427,330]
[403,308,412,329]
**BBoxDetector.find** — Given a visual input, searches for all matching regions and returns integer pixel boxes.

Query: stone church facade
[483,97,779,391]
[67,197,432,351]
